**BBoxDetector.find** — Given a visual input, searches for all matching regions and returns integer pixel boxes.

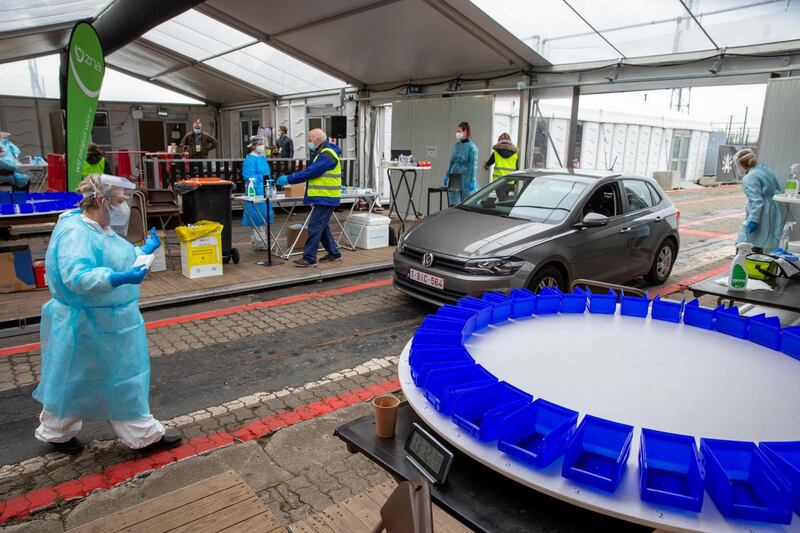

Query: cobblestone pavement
[0,184,748,530]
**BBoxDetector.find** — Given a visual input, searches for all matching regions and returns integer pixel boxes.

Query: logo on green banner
[66,22,105,191]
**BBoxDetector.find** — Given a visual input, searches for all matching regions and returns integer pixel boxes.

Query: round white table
[775,194,800,242]
[400,312,800,532]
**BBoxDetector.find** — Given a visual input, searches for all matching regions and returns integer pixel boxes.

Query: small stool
[427,187,447,215]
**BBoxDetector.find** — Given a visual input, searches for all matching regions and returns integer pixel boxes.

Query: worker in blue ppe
[276,128,342,267]
[241,135,274,251]
[0,133,29,188]
[443,122,479,206]
[32,174,182,455]
[734,148,782,252]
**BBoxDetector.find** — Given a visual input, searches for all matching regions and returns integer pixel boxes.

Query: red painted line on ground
[0,377,401,525]
[681,229,737,240]
[673,193,744,206]
[657,264,730,297]
[681,212,743,228]
[0,278,393,358]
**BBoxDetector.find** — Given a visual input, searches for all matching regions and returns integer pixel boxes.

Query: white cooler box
[345,213,390,249]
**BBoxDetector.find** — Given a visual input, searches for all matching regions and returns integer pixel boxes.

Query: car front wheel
[528,265,566,293]
[646,239,676,285]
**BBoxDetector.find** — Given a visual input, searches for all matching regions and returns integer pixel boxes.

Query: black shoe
[139,434,182,453]
[293,258,316,267]
[319,253,342,263]
[52,437,84,455]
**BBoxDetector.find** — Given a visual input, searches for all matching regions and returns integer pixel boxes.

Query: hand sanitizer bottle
[787,164,800,199]
[247,178,256,199]
[728,242,753,291]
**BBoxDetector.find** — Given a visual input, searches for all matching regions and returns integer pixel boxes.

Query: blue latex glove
[442,174,449,187]
[276,175,289,187]
[747,221,759,233]
[140,227,161,254]
[109,265,148,287]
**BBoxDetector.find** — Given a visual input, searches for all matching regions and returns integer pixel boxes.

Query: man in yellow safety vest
[276,128,343,267]
[483,133,519,202]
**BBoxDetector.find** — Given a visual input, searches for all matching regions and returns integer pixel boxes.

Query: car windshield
[459,176,587,224]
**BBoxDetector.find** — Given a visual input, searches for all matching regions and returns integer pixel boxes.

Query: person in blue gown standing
[241,136,274,250]
[443,122,479,207]
[32,174,181,455]
[734,148,782,252]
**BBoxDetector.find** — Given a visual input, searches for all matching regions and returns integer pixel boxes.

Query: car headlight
[464,258,525,276]
[396,232,407,253]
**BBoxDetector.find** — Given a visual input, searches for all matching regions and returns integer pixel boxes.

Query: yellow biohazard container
[176,220,223,279]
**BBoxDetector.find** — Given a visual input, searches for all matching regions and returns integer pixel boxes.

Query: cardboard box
[0,245,36,293]
[283,182,306,198]
[287,224,308,249]
[180,233,223,279]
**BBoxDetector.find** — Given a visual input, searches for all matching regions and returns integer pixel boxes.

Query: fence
[141,156,357,193]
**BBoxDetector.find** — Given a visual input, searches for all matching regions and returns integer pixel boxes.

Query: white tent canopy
[0,0,799,105]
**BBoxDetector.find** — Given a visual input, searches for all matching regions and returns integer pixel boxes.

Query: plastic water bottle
[247,178,256,200]
[786,176,798,199]
[268,178,276,198]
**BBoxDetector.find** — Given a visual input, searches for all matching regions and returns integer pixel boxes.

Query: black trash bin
[174,178,239,264]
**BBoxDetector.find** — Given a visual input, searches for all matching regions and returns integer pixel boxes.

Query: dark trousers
[303,204,340,263]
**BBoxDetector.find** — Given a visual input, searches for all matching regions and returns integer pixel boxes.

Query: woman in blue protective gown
[734,148,782,252]
[241,136,274,251]
[32,174,182,455]
[443,122,479,207]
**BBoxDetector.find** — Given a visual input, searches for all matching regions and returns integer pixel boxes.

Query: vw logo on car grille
[422,252,435,268]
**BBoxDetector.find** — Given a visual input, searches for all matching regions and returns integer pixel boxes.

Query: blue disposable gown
[443,140,479,206]
[241,152,273,226]
[736,163,782,251]
[32,211,152,421]
[0,142,29,187]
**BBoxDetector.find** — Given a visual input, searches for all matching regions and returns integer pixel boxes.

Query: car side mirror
[578,212,609,228]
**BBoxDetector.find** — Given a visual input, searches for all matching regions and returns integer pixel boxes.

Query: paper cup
[373,394,400,438]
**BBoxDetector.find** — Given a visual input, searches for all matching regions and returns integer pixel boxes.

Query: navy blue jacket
[286,141,342,206]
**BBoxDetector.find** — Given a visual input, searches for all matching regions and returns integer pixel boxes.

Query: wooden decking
[0,232,394,324]
[69,471,283,533]
[290,480,470,533]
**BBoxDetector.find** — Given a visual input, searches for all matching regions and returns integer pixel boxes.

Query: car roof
[512,168,619,184]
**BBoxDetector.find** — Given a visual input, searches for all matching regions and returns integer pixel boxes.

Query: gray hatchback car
[393,169,680,305]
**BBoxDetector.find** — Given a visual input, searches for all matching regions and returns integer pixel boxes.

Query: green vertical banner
[66,22,105,191]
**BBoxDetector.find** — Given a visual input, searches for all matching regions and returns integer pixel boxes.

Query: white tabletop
[378,165,432,171]
[400,311,800,533]
[17,163,48,170]
[775,194,800,205]
[233,191,378,203]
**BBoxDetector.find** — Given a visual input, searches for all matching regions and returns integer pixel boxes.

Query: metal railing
[142,156,357,192]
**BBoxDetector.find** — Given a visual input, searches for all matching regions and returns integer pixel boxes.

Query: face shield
[96,175,135,236]
[733,149,750,179]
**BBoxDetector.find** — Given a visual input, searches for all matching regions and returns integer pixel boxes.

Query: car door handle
[655,216,664,223]
[620,227,631,233]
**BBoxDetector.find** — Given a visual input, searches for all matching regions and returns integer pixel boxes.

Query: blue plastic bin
[651,296,684,323]
[639,428,704,512]
[747,315,782,351]
[422,364,497,415]
[498,399,578,468]
[412,359,474,388]
[0,191,11,205]
[437,305,485,331]
[759,441,800,516]
[509,289,536,319]
[0,204,14,215]
[451,381,532,441]
[535,288,561,315]
[562,415,633,492]
[683,300,720,330]
[715,308,760,339]
[781,326,800,361]
[16,203,33,214]
[700,438,793,524]
[421,316,474,339]
[412,328,465,347]
[620,291,650,318]
[11,191,26,204]
[560,287,587,314]
[458,297,499,326]
[482,292,513,324]
[587,288,617,315]
[409,345,472,367]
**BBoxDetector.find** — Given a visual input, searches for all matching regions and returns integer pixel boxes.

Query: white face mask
[193,128,201,134]
[456,132,464,141]
[255,144,265,154]
[108,201,131,227]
